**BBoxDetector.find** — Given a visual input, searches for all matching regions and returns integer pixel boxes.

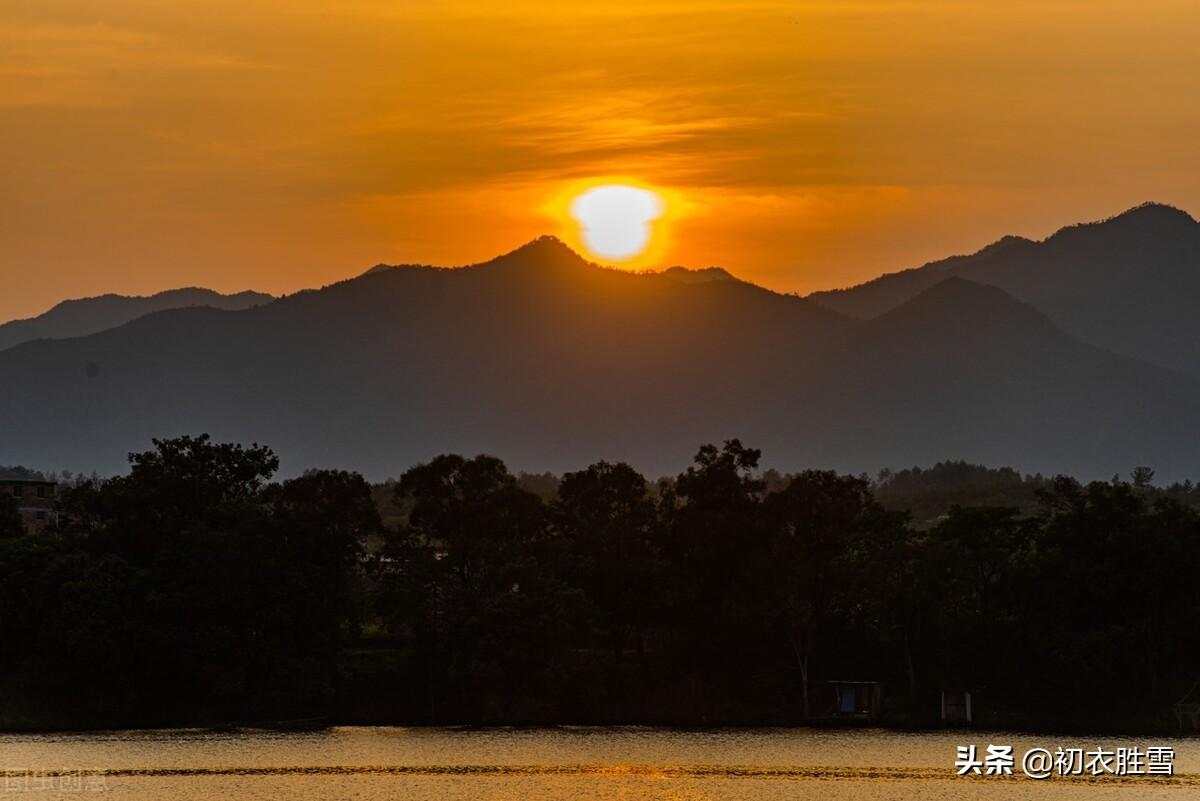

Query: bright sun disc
[569,185,663,260]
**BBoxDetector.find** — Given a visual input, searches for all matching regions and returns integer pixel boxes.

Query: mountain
[1,236,1198,480]
[660,266,736,284]
[808,203,1200,376]
[818,277,1200,477]
[0,288,274,352]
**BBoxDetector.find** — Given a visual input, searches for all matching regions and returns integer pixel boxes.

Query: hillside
[0,288,274,352]
[1,238,1197,480]
[808,203,1200,376]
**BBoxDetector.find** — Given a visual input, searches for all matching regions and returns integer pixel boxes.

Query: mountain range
[0,288,273,353]
[1,205,1198,480]
[808,202,1200,377]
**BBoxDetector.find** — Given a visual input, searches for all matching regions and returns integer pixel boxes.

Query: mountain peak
[975,234,1036,258]
[1049,201,1197,243]
[458,236,592,280]
[876,276,1051,334]
[1112,201,1195,224]
[499,235,586,263]
[0,287,273,353]
[661,265,735,284]
[889,275,1010,310]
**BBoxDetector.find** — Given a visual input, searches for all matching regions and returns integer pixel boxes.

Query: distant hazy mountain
[0,288,274,352]
[1,235,1197,481]
[808,203,1200,376]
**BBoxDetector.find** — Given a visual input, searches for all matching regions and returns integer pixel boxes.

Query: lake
[2,726,1198,799]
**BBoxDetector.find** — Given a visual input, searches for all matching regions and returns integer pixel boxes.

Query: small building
[0,479,59,532]
[941,689,973,724]
[1172,682,1200,730]
[818,680,883,721]
[1172,701,1200,731]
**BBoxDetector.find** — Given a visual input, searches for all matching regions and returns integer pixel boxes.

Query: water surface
[2,726,1197,799]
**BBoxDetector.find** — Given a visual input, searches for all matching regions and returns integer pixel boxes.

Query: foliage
[3,436,1200,731]
[0,494,23,538]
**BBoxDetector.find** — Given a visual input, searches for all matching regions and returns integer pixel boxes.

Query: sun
[569,184,664,261]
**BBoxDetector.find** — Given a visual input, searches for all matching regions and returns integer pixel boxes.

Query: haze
[2,0,1198,321]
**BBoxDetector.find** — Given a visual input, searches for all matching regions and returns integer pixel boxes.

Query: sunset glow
[1,1,1198,320]
[4,0,1200,758]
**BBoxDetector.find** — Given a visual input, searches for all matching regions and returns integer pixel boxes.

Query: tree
[269,470,381,632]
[555,461,662,676]
[764,470,906,718]
[381,454,582,721]
[1131,466,1156,489]
[396,454,546,591]
[0,494,23,538]
[663,441,770,708]
[915,506,1033,699]
[1020,477,1200,724]
[95,434,279,560]
[0,535,152,726]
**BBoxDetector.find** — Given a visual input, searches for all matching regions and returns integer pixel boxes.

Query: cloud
[1,0,1198,322]
[0,23,284,108]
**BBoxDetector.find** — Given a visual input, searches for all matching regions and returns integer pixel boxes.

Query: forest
[2,435,1199,732]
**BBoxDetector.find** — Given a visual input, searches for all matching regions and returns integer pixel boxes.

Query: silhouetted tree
[0,494,23,538]
[914,507,1034,702]
[90,434,279,561]
[380,454,584,721]
[555,461,663,685]
[764,470,906,717]
[4,434,1200,731]
[269,469,381,632]
[662,440,771,713]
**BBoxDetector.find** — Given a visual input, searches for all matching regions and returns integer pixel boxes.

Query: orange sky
[2,0,1198,321]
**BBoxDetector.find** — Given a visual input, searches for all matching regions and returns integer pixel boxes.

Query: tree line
[2,435,1199,731]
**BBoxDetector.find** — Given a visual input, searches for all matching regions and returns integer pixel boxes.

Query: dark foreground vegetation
[3,436,1200,732]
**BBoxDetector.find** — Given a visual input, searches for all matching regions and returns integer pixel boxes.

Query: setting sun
[569,185,664,261]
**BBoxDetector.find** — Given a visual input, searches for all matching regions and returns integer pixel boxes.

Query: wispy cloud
[0,23,284,108]
[1,0,1197,320]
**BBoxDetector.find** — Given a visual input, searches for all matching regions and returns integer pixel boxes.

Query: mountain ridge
[0,287,274,353]
[807,202,1200,376]
[1,238,1197,482]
